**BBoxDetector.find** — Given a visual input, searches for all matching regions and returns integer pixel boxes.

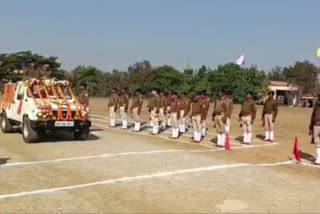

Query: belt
[241,112,252,116]
[315,122,320,126]
[264,112,274,114]
[215,113,225,116]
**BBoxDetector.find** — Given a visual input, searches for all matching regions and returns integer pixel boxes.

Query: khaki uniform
[262,98,278,141]
[191,101,203,142]
[131,94,143,122]
[118,93,130,129]
[131,94,143,131]
[78,90,89,106]
[201,97,210,136]
[213,97,228,134]
[225,97,234,133]
[108,92,119,127]
[170,98,181,138]
[310,99,320,164]
[40,69,52,80]
[148,96,160,134]
[24,68,40,79]
[166,95,172,126]
[239,100,257,144]
[159,95,168,129]
[179,97,191,133]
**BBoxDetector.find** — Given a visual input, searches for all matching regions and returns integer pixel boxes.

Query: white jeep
[0,79,91,143]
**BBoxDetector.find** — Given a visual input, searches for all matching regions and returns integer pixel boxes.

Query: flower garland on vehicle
[26,78,53,121]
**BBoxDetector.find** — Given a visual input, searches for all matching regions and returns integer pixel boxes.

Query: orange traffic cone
[225,134,231,151]
[293,137,301,163]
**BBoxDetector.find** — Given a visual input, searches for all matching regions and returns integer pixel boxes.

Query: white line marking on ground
[0,161,293,200]
[3,149,218,167]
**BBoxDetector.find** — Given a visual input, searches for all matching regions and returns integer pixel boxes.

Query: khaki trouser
[109,106,116,119]
[132,107,140,122]
[170,112,179,129]
[192,114,202,132]
[119,106,127,120]
[226,118,231,127]
[159,107,167,126]
[151,108,159,127]
[313,126,320,148]
[264,114,274,131]
[179,109,186,125]
[214,114,225,134]
[241,115,252,133]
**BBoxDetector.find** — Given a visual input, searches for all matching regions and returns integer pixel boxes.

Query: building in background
[267,81,298,106]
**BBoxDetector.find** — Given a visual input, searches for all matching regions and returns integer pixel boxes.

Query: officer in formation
[201,93,210,137]
[147,89,161,135]
[179,93,191,133]
[108,88,119,127]
[309,93,320,165]
[262,91,278,142]
[212,91,229,147]
[191,93,204,143]
[169,92,181,139]
[118,87,130,129]
[159,92,168,130]
[239,93,257,145]
[131,89,143,132]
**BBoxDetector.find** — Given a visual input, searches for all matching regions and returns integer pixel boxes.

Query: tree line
[0,51,319,103]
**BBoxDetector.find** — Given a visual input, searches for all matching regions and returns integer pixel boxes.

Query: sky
[0,0,319,72]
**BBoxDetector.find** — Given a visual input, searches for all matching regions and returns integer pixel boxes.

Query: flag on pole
[236,54,246,66]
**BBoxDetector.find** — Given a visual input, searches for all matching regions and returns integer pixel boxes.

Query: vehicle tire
[22,116,38,143]
[74,126,90,141]
[1,112,13,133]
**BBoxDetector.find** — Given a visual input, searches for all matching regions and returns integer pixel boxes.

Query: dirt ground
[0,97,319,213]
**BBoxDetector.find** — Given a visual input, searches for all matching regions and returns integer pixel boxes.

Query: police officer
[225,92,234,134]
[40,64,52,80]
[201,92,210,137]
[78,83,89,106]
[147,89,160,134]
[212,91,229,147]
[239,93,257,145]
[159,91,168,130]
[191,94,203,143]
[131,89,143,132]
[108,88,119,127]
[167,92,173,127]
[262,91,278,143]
[309,93,320,165]
[24,62,40,79]
[118,87,130,129]
[179,92,191,133]
[169,92,181,139]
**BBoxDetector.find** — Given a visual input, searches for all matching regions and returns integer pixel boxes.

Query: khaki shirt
[78,90,89,106]
[262,98,278,119]
[108,93,119,107]
[148,96,160,111]
[226,97,234,118]
[24,68,40,79]
[132,94,143,112]
[118,93,130,112]
[213,97,228,116]
[180,97,191,114]
[201,98,210,120]
[40,69,52,79]
[170,98,181,114]
[191,101,203,116]
[160,96,168,108]
[239,100,257,120]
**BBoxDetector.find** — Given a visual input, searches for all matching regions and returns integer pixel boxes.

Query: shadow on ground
[300,151,315,161]
[0,158,10,166]
[37,132,100,143]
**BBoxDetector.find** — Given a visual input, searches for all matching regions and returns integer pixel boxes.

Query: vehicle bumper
[30,120,91,131]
